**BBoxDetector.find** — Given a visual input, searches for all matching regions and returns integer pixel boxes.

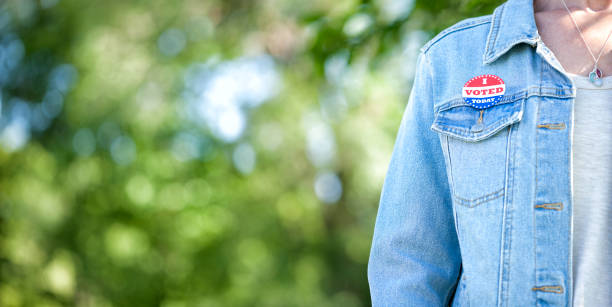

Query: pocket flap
[430,98,525,142]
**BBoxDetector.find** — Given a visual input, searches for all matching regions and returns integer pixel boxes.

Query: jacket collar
[483,0,540,64]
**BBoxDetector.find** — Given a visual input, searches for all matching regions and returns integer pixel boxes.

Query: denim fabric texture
[367,0,580,306]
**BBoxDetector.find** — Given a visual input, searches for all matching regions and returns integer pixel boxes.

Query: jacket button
[471,123,484,132]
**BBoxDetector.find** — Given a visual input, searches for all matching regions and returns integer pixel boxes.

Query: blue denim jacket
[367,0,580,306]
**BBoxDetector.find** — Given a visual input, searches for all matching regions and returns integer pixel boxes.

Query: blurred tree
[0,0,501,306]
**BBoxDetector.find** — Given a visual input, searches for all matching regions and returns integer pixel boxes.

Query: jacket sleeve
[367,50,462,306]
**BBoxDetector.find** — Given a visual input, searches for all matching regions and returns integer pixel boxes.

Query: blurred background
[0,0,501,306]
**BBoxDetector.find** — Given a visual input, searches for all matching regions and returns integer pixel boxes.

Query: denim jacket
[367,0,580,306]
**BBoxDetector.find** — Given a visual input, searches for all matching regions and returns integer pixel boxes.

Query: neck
[535,0,612,12]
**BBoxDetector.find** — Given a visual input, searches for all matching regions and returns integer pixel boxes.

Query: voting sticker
[462,74,505,109]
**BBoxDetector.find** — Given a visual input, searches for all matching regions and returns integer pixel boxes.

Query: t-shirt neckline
[565,72,612,90]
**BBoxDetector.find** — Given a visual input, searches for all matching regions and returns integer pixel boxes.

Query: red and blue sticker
[462,74,505,109]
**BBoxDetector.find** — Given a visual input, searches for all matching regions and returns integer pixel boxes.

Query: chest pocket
[430,97,525,207]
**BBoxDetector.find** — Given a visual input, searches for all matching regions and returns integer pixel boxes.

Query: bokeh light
[0,0,502,305]
[314,171,343,204]
[157,28,187,57]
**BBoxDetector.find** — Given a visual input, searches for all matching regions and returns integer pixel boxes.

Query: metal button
[471,123,484,132]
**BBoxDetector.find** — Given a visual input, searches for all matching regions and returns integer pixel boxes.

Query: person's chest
[535,9,612,76]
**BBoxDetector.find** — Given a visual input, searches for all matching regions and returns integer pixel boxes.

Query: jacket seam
[445,135,457,212]
[484,37,540,64]
[433,86,575,114]
[484,2,505,62]
[453,188,504,208]
[532,74,541,303]
[499,123,516,306]
[564,40,576,301]
[432,113,519,142]
[424,50,434,104]
[426,46,459,306]
[421,16,492,54]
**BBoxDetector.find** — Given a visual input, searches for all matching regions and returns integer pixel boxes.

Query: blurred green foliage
[0,0,501,306]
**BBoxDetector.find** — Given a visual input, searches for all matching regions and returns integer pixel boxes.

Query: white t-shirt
[568,72,612,307]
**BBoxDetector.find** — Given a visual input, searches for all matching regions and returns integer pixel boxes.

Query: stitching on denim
[434,86,575,113]
[536,123,566,130]
[484,4,500,55]
[445,135,458,215]
[531,285,563,294]
[534,202,563,210]
[437,115,516,138]
[539,54,545,96]
[567,80,575,300]
[424,50,434,108]
[499,123,515,307]
[432,111,522,142]
[533,88,541,303]
[487,36,539,63]
[453,188,504,208]
[484,3,504,60]
[454,187,504,202]
[422,16,492,53]
[443,134,467,307]
[437,92,526,113]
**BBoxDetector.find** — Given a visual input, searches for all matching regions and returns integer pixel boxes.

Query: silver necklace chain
[559,0,612,84]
